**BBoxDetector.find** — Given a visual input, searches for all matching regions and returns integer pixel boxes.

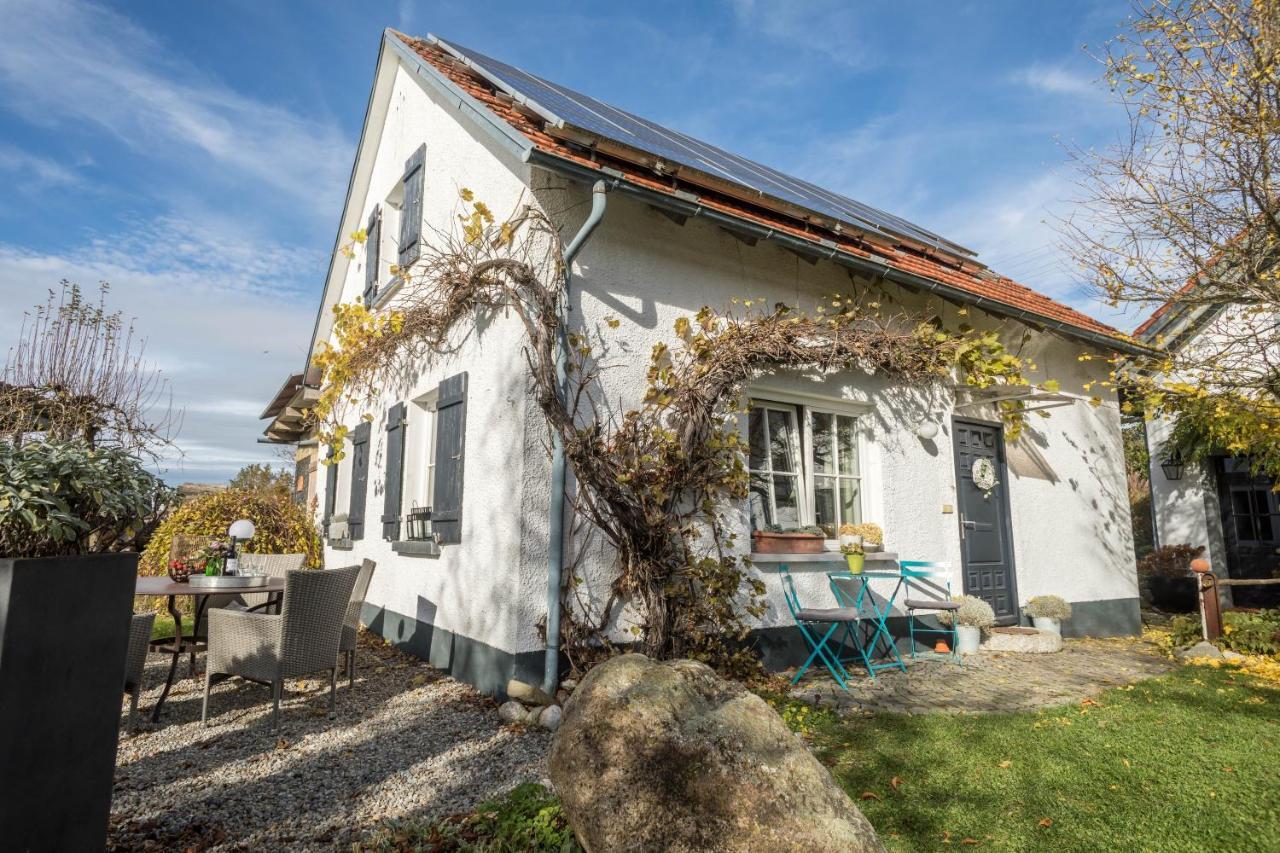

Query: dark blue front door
[953,419,1019,623]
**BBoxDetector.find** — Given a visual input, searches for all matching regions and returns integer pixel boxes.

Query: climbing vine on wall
[309,191,1052,673]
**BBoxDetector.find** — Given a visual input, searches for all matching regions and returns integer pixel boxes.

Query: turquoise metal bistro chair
[778,564,862,690]
[900,561,961,663]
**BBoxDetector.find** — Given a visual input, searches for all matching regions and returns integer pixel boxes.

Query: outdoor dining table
[750,552,907,678]
[134,576,285,722]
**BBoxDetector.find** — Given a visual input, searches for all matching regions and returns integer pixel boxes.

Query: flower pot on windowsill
[845,553,865,574]
[863,542,883,553]
[752,531,825,554]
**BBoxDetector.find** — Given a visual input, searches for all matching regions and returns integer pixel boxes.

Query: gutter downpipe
[544,180,609,694]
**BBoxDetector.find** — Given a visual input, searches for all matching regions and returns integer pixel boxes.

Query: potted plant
[938,595,996,654]
[841,540,865,574]
[752,525,826,554]
[0,438,171,850]
[194,540,231,575]
[1024,595,1072,635]
[848,522,884,553]
[836,523,862,551]
[1138,544,1204,612]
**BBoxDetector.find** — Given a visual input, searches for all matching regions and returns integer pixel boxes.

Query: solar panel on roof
[431,35,976,259]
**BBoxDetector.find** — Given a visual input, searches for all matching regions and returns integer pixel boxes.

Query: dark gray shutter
[381,402,407,540]
[347,421,371,540]
[322,449,338,535]
[431,372,467,545]
[362,205,381,306]
[398,145,425,268]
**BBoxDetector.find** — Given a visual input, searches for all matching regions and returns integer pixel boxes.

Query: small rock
[555,688,570,705]
[538,705,562,732]
[560,678,577,691]
[1176,640,1223,660]
[525,706,543,725]
[498,700,528,724]
[1221,649,1244,660]
[506,679,555,707]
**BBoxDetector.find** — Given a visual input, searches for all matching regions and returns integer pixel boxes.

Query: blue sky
[0,0,1143,483]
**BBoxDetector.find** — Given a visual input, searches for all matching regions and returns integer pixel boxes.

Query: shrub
[1137,544,1205,578]
[1167,610,1280,656]
[0,439,171,558]
[139,489,321,575]
[1024,595,1072,620]
[938,595,996,629]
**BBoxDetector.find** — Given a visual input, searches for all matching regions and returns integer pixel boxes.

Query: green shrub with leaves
[1168,610,1280,657]
[357,783,581,852]
[139,489,321,575]
[1137,544,1205,578]
[1024,595,1072,621]
[938,595,997,629]
[0,439,171,558]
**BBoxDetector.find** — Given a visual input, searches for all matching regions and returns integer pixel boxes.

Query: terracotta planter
[752,531,825,554]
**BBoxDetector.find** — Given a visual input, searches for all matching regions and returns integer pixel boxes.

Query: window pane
[1235,515,1256,542]
[773,474,800,527]
[748,410,767,471]
[812,411,835,475]
[1232,489,1252,516]
[1258,513,1275,541]
[748,472,772,529]
[767,409,797,473]
[837,416,859,476]
[814,475,836,532]
[1254,490,1271,515]
[840,479,861,526]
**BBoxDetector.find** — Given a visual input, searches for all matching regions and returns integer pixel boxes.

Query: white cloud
[0,215,320,484]
[0,0,351,214]
[728,0,873,69]
[1012,64,1098,97]
[0,143,82,189]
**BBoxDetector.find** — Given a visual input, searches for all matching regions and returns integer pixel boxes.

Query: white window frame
[744,389,871,538]
[402,388,439,515]
[747,402,804,528]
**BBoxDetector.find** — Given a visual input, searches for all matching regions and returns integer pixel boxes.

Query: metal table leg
[150,594,184,723]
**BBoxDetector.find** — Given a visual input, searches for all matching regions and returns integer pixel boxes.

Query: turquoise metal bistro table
[750,552,903,685]
[827,568,910,678]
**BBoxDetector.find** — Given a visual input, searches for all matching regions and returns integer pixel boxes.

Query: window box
[752,530,825,554]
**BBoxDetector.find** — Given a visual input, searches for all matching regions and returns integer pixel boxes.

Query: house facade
[266,29,1146,697]
[1138,300,1279,609]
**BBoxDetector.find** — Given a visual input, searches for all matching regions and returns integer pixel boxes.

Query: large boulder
[548,654,884,852]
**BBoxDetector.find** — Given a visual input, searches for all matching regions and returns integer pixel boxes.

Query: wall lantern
[1161,450,1185,481]
[405,505,434,541]
[915,420,940,441]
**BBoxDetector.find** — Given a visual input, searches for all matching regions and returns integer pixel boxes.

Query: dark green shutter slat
[431,372,467,545]
[323,449,338,535]
[382,402,407,540]
[347,421,371,540]
[398,145,425,267]
[363,206,381,306]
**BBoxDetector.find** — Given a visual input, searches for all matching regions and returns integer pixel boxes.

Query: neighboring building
[1137,297,1279,608]
[274,29,1148,696]
[260,369,322,509]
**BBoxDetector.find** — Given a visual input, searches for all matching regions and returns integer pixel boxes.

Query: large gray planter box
[0,553,138,851]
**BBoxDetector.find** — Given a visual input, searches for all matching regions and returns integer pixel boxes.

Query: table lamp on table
[225,519,256,576]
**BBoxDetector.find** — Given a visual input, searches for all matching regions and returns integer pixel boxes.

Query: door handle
[962,520,977,529]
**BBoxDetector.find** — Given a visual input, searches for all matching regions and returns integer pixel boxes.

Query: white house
[1137,297,1279,609]
[265,29,1147,697]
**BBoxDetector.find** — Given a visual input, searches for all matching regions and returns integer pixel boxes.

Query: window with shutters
[402,389,439,531]
[398,145,426,268]
[430,372,467,545]
[362,205,382,306]
[347,421,372,540]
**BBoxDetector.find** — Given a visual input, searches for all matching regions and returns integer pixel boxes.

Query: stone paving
[789,635,1175,715]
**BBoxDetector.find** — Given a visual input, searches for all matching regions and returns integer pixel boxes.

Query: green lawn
[149,611,176,640]
[768,664,1280,852]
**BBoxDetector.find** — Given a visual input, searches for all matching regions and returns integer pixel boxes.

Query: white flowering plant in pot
[937,595,996,654]
[1023,595,1071,636]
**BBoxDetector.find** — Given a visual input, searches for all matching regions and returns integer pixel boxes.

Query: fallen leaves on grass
[998,760,1012,769]
[1038,818,1054,829]
[860,791,882,801]
[890,776,903,791]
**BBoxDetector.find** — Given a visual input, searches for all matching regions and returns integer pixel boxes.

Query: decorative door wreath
[971,457,999,499]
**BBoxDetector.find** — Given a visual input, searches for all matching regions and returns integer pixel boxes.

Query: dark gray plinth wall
[0,553,138,851]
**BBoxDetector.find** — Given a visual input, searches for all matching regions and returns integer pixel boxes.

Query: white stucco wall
[314,56,543,665]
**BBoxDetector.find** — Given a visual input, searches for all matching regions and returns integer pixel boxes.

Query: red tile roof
[395,33,1131,348]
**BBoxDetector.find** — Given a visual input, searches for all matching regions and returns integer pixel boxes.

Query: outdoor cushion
[794,607,861,622]
[904,598,959,610]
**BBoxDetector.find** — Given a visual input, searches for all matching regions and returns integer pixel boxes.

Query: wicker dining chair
[339,560,377,688]
[124,612,155,725]
[202,565,361,730]
[237,552,307,613]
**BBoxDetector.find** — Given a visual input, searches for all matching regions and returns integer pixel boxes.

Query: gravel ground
[110,632,552,851]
